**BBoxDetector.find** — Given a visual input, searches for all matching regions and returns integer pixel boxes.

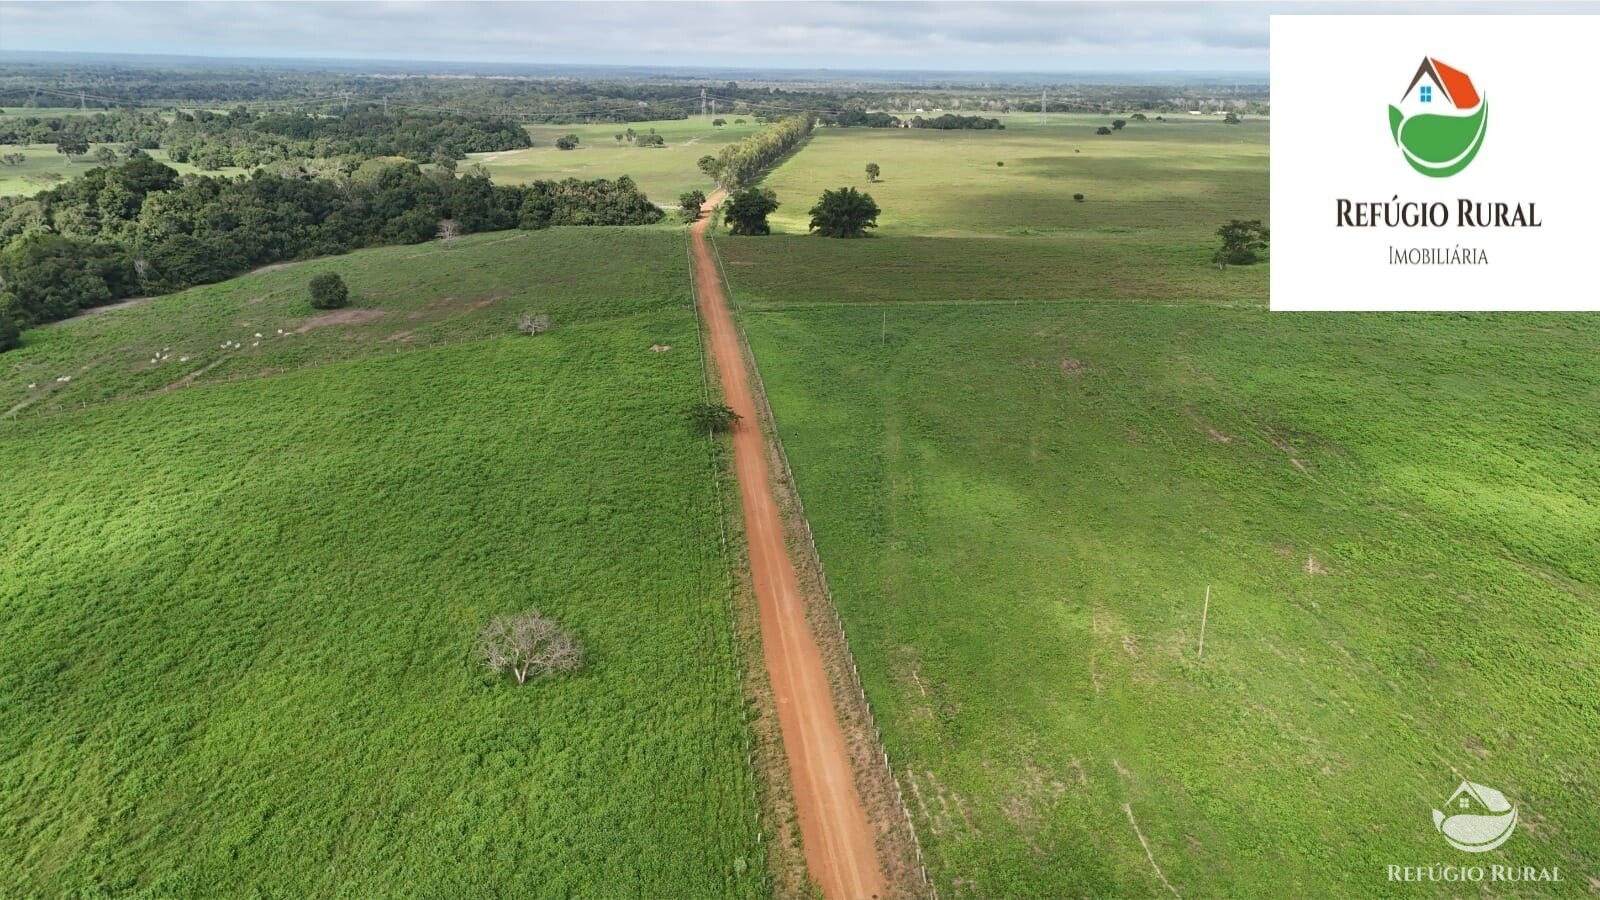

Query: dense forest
[0,107,532,168]
[0,154,662,333]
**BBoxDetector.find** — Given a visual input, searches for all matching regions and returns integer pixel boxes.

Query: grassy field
[0,144,245,197]
[759,114,1267,238]
[0,227,768,896]
[470,117,760,205]
[720,116,1600,895]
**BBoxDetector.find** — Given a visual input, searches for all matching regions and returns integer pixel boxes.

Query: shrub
[712,118,727,127]
[1073,193,1085,202]
[308,273,349,310]
[1095,126,1113,135]
[555,134,580,150]
[678,190,707,223]
[689,401,741,433]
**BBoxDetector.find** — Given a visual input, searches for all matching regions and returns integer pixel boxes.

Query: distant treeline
[827,110,1004,130]
[0,154,661,334]
[709,114,815,188]
[0,108,531,168]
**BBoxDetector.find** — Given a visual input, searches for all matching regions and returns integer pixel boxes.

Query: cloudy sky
[0,1,1585,73]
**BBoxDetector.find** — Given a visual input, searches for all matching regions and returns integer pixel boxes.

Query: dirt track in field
[692,195,886,899]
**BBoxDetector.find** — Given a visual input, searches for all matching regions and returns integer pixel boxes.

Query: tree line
[825,110,1004,130]
[702,114,814,189]
[0,153,661,337]
[0,107,532,170]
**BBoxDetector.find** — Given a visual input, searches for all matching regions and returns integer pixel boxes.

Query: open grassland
[2,226,681,418]
[721,118,1597,896]
[0,228,768,896]
[759,114,1267,239]
[738,301,1600,897]
[470,117,760,204]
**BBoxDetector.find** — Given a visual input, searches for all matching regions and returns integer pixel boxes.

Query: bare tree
[478,611,583,684]
[518,313,551,335]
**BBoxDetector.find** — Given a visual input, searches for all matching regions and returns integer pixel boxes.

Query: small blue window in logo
[1420,85,1433,103]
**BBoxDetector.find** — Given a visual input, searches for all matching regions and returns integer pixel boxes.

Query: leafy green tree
[697,154,721,181]
[637,134,665,147]
[1213,219,1269,268]
[309,272,350,309]
[555,134,579,150]
[807,187,880,238]
[615,132,625,142]
[92,146,118,166]
[1095,126,1113,135]
[721,187,779,236]
[1073,193,1085,202]
[712,118,727,126]
[1112,119,1127,130]
[1224,112,1242,125]
[865,162,880,182]
[678,189,707,223]
[689,401,741,433]
[55,136,89,162]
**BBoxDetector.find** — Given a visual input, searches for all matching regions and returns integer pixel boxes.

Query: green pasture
[718,118,1596,896]
[759,115,1267,238]
[470,117,761,205]
[0,228,767,896]
[735,299,1600,897]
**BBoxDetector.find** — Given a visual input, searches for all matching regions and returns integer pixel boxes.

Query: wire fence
[705,229,938,898]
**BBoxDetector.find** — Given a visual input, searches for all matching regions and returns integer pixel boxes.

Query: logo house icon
[1389,57,1488,177]
[1433,780,1519,852]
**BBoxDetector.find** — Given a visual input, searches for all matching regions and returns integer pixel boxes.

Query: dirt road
[692,197,886,899]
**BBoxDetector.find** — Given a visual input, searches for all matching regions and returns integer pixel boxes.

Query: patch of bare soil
[296,309,386,331]
[1058,358,1089,375]
[650,344,672,352]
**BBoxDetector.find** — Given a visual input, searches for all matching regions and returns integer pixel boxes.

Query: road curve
[692,196,886,899]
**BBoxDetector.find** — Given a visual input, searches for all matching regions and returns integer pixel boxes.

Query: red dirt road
[692,198,886,899]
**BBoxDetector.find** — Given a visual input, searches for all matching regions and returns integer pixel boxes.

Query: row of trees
[0,108,532,170]
[701,115,814,189]
[0,154,661,337]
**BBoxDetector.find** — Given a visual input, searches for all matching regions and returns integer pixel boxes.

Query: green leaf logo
[1389,57,1487,178]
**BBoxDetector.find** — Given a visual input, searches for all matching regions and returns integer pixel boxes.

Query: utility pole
[1198,586,1211,658]
[701,88,707,119]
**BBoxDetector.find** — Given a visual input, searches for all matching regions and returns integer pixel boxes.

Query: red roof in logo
[1404,57,1480,109]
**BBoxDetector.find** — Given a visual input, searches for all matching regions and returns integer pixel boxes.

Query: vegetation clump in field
[865,162,880,183]
[679,189,707,223]
[0,310,18,352]
[555,133,580,150]
[808,187,880,238]
[478,611,583,684]
[722,187,780,236]
[689,401,741,433]
[1213,219,1269,268]
[518,312,552,335]
[308,273,350,310]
